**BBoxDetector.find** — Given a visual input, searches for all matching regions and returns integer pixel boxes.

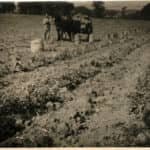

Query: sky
[73,1,150,10]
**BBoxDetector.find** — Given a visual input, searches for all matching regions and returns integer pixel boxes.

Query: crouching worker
[43,14,51,41]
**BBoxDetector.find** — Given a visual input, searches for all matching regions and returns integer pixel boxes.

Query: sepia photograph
[0,0,150,147]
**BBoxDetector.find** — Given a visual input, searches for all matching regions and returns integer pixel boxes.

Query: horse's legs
[70,32,74,42]
[57,29,60,41]
[68,32,72,41]
[57,29,62,41]
[60,31,63,40]
[87,34,89,42]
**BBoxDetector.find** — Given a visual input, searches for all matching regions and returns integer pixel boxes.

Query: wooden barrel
[31,39,43,53]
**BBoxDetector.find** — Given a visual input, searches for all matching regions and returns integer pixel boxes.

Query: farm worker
[80,15,89,33]
[86,16,93,43]
[43,14,51,41]
[49,17,58,43]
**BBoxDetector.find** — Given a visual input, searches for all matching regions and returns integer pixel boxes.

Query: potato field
[0,14,150,147]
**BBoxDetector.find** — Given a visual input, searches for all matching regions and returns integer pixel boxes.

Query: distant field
[0,14,150,147]
[0,14,150,50]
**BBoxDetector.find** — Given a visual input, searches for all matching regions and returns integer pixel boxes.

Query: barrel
[30,39,43,53]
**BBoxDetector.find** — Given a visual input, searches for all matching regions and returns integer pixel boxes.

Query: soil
[0,14,150,147]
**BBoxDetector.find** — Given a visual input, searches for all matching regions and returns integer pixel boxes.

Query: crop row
[0,30,144,78]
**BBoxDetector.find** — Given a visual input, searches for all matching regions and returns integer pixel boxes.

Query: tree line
[0,2,104,16]
[0,2,150,20]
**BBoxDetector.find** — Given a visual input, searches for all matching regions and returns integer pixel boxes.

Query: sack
[31,39,43,53]
[74,34,80,45]
[89,34,93,43]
